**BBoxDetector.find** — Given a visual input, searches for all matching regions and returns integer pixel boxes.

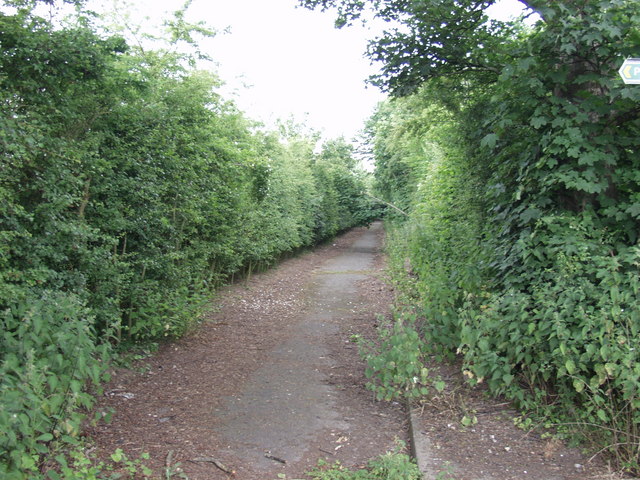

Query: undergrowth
[48,448,153,480]
[303,443,421,480]
[359,312,445,402]
[382,217,640,474]
[0,292,112,479]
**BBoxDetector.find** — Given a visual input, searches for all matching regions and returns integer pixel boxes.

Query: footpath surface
[89,223,408,479]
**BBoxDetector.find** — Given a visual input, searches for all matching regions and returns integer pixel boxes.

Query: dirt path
[87,223,618,480]
[89,223,408,479]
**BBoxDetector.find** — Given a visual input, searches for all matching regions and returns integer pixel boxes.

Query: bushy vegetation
[303,0,640,471]
[0,1,380,476]
[306,444,420,480]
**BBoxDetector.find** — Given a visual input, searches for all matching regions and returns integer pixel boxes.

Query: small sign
[619,58,640,84]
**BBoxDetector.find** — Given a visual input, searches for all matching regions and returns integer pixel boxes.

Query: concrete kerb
[407,401,432,480]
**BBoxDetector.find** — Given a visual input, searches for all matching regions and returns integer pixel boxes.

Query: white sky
[48,0,528,141]
[99,0,386,141]
[97,0,528,141]
[198,0,385,140]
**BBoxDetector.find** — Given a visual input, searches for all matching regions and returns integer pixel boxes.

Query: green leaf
[626,203,640,219]
[565,359,576,375]
[480,133,498,149]
[596,409,609,422]
[530,116,548,128]
[460,415,477,427]
[37,433,54,442]
[519,208,541,224]
[573,379,585,393]
[111,449,124,463]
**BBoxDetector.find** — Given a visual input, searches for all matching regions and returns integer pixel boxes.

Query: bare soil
[411,358,625,480]
[86,224,626,480]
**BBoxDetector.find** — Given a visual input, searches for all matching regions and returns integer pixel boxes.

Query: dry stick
[588,442,637,463]
[363,192,409,217]
[264,453,287,464]
[191,457,234,475]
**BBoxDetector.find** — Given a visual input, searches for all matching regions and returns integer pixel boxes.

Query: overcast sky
[80,0,526,141]
[198,0,384,140]
[94,0,384,140]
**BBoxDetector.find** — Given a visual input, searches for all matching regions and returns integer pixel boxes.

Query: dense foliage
[0,2,379,476]
[303,0,640,470]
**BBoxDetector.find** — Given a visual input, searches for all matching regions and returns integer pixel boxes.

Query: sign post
[619,58,640,84]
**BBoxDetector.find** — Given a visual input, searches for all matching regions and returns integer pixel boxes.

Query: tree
[300,0,527,94]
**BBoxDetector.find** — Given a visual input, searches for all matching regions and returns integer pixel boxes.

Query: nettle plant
[361,312,445,402]
[459,215,640,469]
[0,292,110,478]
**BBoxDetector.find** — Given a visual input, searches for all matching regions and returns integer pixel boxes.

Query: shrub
[0,291,110,478]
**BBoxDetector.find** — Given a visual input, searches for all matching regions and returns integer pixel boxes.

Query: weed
[306,443,420,480]
[360,312,445,402]
[435,461,457,480]
[48,447,152,480]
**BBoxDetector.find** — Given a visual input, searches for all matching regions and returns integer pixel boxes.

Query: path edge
[408,402,432,480]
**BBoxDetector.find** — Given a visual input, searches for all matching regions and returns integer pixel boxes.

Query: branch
[364,192,409,216]
[514,0,547,21]
[77,178,91,219]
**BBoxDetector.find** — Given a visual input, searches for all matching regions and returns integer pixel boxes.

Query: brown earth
[411,358,627,480]
[85,224,628,480]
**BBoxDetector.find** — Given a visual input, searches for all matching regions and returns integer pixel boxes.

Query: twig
[363,192,409,216]
[589,442,637,463]
[554,421,640,437]
[264,453,287,464]
[191,457,234,475]
[319,448,336,456]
